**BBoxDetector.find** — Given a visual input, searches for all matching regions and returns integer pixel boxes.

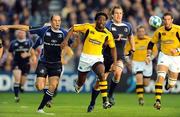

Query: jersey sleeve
[105,21,112,30]
[73,23,92,33]
[29,26,49,37]
[107,33,115,48]
[33,37,43,49]
[126,22,134,36]
[151,30,159,44]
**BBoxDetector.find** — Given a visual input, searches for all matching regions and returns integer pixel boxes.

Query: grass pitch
[0,92,180,117]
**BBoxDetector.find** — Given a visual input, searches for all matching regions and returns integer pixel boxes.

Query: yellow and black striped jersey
[125,35,158,61]
[151,24,180,56]
[73,23,115,55]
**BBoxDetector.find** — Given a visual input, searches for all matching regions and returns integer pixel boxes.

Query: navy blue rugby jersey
[104,20,133,60]
[9,39,33,64]
[30,26,72,63]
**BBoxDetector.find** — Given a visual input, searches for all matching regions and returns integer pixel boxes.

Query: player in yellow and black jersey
[61,12,117,110]
[125,25,158,106]
[147,12,180,110]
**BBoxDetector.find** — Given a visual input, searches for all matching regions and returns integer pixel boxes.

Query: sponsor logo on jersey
[89,39,101,45]
[162,40,174,44]
[124,28,128,32]
[51,39,57,43]
[58,34,62,38]
[112,27,116,31]
[15,43,19,46]
[46,32,51,36]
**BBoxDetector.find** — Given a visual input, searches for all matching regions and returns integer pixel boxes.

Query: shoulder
[104,28,113,36]
[10,39,17,44]
[155,26,164,33]
[60,28,68,34]
[172,24,180,30]
[106,20,113,28]
[122,21,133,28]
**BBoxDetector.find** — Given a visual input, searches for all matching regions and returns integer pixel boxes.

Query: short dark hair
[95,12,108,21]
[163,12,173,19]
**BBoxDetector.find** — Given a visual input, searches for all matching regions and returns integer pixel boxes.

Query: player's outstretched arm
[0,25,29,31]
[60,26,75,48]
[146,41,155,64]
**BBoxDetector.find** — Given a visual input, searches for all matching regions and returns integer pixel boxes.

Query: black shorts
[104,57,113,73]
[13,62,30,75]
[36,61,62,78]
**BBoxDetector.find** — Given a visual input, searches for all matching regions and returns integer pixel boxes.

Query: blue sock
[14,83,19,97]
[90,88,100,106]
[108,79,118,98]
[38,90,53,110]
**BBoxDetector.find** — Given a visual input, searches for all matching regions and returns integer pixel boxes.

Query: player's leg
[87,80,100,112]
[154,52,169,110]
[75,55,91,93]
[37,63,62,112]
[165,56,180,90]
[87,57,112,112]
[46,66,64,108]
[35,61,47,91]
[92,62,111,109]
[135,71,144,105]
[38,76,59,111]
[137,61,152,106]
[154,65,168,110]
[19,64,30,93]
[165,71,178,90]
[132,61,144,105]
[74,71,88,93]
[108,60,123,105]
[13,67,22,102]
[20,75,26,93]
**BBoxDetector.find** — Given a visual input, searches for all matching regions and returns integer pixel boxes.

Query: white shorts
[157,52,180,73]
[132,61,153,77]
[78,53,104,72]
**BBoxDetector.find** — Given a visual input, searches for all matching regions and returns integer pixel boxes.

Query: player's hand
[115,34,122,41]
[170,48,180,55]
[60,40,68,49]
[145,55,151,65]
[0,25,9,31]
[111,63,117,72]
[21,52,30,58]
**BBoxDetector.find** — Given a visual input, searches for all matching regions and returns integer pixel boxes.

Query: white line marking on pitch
[20,106,29,108]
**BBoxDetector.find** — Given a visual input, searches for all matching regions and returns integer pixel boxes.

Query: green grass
[0,92,180,117]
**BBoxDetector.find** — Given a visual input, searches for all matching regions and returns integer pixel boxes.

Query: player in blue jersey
[0,14,71,113]
[87,6,135,112]
[8,30,35,102]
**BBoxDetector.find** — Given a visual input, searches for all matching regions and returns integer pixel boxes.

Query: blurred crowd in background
[0,0,180,72]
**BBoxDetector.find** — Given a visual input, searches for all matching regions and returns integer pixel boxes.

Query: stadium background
[0,0,180,93]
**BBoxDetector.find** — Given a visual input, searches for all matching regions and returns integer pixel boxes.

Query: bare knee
[48,83,58,92]
[35,77,46,91]
[35,82,45,91]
